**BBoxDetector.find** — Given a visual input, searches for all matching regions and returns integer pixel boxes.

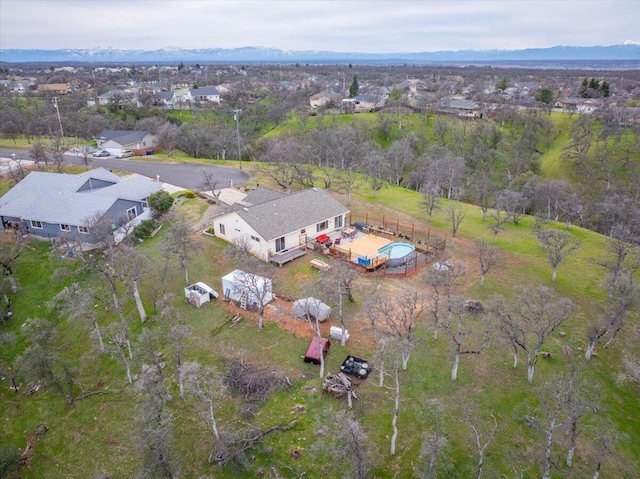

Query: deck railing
[269,245,307,266]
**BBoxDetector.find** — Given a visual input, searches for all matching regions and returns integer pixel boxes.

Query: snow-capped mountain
[1,44,639,64]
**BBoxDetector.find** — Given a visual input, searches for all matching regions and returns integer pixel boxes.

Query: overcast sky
[1,0,638,52]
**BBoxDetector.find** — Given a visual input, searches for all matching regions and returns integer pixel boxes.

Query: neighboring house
[353,93,384,111]
[95,130,158,154]
[212,187,349,266]
[309,92,341,108]
[152,91,175,108]
[97,89,135,106]
[0,168,162,244]
[554,97,603,114]
[186,86,221,104]
[37,83,70,95]
[441,99,484,118]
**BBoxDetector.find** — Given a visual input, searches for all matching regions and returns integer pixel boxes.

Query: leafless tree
[78,146,93,171]
[182,361,224,444]
[597,225,640,298]
[29,140,49,169]
[535,374,569,479]
[591,423,618,479]
[492,286,574,383]
[417,399,450,479]
[536,229,581,282]
[197,169,222,203]
[113,245,150,323]
[0,229,28,294]
[463,407,499,479]
[366,292,426,370]
[445,298,492,381]
[162,213,199,286]
[314,410,375,479]
[446,204,467,248]
[315,263,358,346]
[472,238,502,287]
[585,276,637,360]
[487,209,511,243]
[334,165,362,206]
[103,322,134,384]
[15,318,77,406]
[55,283,105,352]
[157,122,181,157]
[420,182,441,224]
[230,267,274,330]
[363,147,388,198]
[424,260,465,341]
[48,135,67,173]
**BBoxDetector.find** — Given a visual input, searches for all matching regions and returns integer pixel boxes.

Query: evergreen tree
[582,78,588,87]
[536,88,554,104]
[498,76,508,91]
[589,77,600,90]
[601,80,610,97]
[349,75,359,98]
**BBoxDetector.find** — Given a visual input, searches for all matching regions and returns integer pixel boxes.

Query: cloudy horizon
[1,0,638,53]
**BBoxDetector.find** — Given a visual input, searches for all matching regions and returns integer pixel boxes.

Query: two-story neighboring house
[0,168,162,245]
[212,187,349,266]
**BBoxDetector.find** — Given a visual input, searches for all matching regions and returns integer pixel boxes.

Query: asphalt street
[0,148,250,191]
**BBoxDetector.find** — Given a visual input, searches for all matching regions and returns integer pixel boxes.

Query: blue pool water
[378,242,416,266]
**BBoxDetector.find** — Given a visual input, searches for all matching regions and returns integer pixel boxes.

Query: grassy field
[1,166,639,478]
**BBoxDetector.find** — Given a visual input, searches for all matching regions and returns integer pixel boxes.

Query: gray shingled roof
[0,168,161,226]
[448,99,479,110]
[236,188,349,241]
[242,187,286,206]
[190,87,219,96]
[97,130,150,145]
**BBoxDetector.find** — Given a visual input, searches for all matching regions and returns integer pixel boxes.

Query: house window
[219,223,226,235]
[335,215,343,228]
[60,224,71,232]
[316,221,328,233]
[275,237,285,252]
[251,235,261,243]
[30,220,43,229]
[141,198,148,208]
[77,226,89,234]
[126,206,137,221]
[300,229,306,234]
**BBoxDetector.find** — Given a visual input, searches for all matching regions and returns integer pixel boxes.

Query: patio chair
[334,237,341,245]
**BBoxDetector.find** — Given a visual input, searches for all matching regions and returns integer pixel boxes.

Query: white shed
[292,297,331,322]
[184,282,218,308]
[221,269,273,307]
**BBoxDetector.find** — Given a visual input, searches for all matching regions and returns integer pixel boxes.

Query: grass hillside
[1,164,638,478]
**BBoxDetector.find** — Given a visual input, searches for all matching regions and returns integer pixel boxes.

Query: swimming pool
[378,242,416,267]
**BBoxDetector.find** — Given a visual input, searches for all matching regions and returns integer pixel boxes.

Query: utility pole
[233,108,242,169]
[52,97,64,138]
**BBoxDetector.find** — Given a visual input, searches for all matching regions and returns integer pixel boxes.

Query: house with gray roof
[186,86,221,104]
[212,187,349,265]
[0,168,162,244]
[440,99,484,118]
[96,130,158,154]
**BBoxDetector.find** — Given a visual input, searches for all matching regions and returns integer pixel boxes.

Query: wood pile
[322,372,359,408]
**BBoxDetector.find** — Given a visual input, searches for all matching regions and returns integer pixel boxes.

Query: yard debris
[323,372,359,408]
[20,424,48,467]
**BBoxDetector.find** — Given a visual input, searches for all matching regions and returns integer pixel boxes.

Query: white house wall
[214,211,346,263]
[214,213,271,261]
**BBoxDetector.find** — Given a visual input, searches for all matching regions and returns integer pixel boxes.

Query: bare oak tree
[492,285,574,382]
[472,238,502,287]
[536,229,581,282]
[446,204,467,248]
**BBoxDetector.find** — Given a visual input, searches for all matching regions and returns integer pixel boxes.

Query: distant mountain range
[1,44,639,64]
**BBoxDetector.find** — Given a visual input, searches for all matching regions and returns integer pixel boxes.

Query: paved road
[0,148,250,191]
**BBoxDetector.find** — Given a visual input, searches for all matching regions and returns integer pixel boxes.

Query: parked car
[116,150,134,158]
[92,150,110,157]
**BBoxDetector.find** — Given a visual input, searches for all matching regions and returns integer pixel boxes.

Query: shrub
[149,190,174,215]
[0,444,21,477]
[182,190,196,199]
[133,219,157,241]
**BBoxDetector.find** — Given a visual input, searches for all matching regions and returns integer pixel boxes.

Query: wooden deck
[269,245,307,266]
